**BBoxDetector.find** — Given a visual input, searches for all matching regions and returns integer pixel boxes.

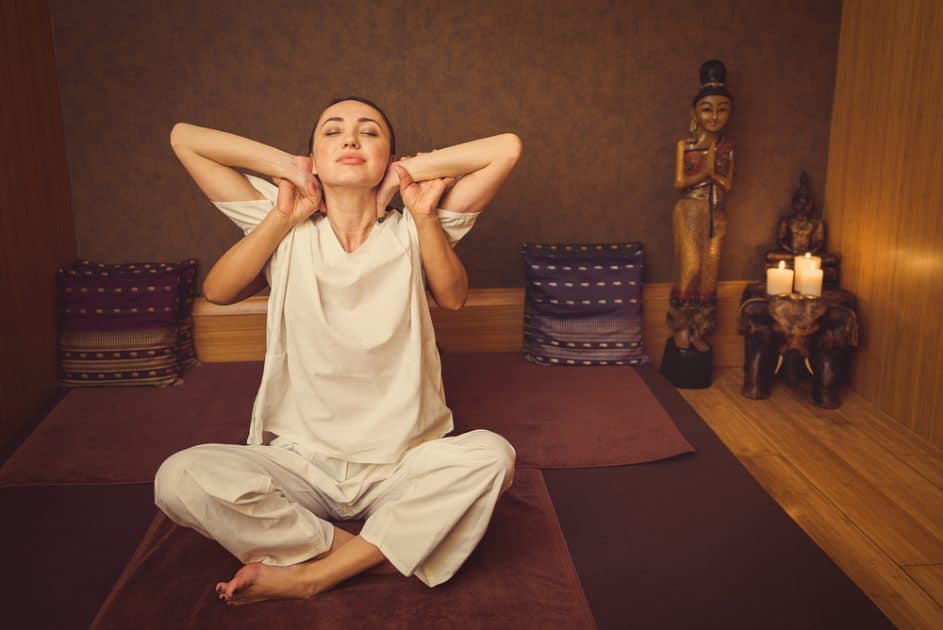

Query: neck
[322,187,378,253]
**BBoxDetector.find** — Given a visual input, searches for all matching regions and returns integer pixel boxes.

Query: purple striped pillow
[521,243,648,366]
[72,259,198,371]
[57,259,198,387]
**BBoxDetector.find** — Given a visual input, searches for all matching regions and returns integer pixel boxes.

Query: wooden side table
[738,282,858,408]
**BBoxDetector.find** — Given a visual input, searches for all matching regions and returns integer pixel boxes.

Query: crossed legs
[154,430,515,606]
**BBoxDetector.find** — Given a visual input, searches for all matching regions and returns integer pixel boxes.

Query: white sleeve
[211,175,279,235]
[433,208,482,246]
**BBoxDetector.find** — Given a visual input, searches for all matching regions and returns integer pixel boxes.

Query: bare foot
[216,562,318,606]
[215,531,401,607]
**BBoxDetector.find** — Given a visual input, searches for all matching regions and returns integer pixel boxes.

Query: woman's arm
[170,123,320,202]
[376,133,522,217]
[170,123,322,304]
[202,178,321,304]
[394,165,468,310]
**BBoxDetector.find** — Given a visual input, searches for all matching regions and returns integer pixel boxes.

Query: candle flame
[805,252,811,258]
[778,260,786,269]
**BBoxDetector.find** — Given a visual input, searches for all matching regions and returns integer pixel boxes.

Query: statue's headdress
[692,59,733,106]
[792,171,812,206]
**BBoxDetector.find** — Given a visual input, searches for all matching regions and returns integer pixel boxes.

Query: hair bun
[699,59,727,87]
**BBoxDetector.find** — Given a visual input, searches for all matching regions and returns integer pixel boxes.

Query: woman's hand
[271,176,323,226]
[284,155,322,199]
[375,160,401,221]
[393,163,454,218]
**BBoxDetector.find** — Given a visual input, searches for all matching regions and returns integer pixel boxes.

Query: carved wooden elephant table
[738,282,858,408]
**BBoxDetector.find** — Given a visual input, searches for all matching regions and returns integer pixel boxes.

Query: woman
[668,60,735,352]
[155,97,522,606]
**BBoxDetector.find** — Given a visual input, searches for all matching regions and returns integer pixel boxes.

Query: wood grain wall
[825,0,943,448]
[0,1,76,454]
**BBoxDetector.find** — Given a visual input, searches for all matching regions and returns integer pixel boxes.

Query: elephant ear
[738,297,771,335]
[820,306,859,349]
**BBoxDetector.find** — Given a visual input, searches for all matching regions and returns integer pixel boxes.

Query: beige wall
[49,0,841,289]
[825,0,943,448]
[0,1,76,453]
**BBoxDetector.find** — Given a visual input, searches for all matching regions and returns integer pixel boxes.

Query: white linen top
[213,176,480,463]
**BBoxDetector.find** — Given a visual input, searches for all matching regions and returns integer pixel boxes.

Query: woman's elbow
[201,280,232,306]
[436,286,469,311]
[169,122,192,150]
[438,297,467,312]
[502,133,523,163]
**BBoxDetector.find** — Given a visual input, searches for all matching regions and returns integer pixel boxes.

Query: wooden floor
[679,368,943,629]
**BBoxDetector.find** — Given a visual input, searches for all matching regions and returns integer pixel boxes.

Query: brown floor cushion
[1,354,692,486]
[0,484,156,630]
[541,366,891,629]
[91,468,594,630]
[445,352,693,467]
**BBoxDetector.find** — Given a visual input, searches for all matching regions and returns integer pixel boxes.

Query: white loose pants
[154,429,516,587]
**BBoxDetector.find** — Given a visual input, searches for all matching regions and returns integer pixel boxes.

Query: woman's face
[310,100,392,188]
[693,95,731,135]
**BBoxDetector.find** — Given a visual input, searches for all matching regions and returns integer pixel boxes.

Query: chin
[322,173,382,189]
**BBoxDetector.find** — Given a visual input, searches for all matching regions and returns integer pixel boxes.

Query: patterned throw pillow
[521,242,648,366]
[57,259,198,387]
[74,259,199,371]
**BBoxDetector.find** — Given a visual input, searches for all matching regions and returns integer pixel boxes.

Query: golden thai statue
[668,59,735,353]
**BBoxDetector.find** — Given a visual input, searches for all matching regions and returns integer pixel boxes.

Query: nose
[342,131,359,148]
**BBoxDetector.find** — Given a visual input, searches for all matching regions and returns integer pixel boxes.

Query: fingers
[391,163,414,192]
[275,178,297,208]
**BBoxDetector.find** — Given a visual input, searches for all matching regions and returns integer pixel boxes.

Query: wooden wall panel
[825,0,943,448]
[0,1,76,453]
[192,282,748,369]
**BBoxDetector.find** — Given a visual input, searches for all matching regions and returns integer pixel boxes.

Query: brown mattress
[0,355,890,628]
[0,483,156,630]
[91,468,594,630]
[0,354,693,486]
[444,353,694,467]
[543,366,891,629]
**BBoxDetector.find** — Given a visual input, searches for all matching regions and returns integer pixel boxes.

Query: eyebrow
[320,116,382,128]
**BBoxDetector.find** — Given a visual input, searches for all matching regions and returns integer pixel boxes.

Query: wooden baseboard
[192,281,748,368]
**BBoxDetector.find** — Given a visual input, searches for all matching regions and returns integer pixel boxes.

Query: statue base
[660,338,713,389]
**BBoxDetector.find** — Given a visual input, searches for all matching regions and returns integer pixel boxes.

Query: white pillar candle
[795,267,824,296]
[767,260,794,295]
[794,252,822,275]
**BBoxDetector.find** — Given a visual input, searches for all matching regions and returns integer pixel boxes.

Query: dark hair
[692,60,733,107]
[307,95,396,156]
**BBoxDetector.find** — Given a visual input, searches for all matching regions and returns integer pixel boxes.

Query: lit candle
[767,260,794,295]
[794,252,822,275]
[795,266,824,296]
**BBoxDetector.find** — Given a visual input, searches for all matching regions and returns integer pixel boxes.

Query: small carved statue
[668,59,735,353]
[776,171,825,254]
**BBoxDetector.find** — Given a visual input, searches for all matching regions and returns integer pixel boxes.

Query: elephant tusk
[805,357,815,376]
[774,353,784,375]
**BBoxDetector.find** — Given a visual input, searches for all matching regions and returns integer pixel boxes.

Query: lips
[337,154,365,164]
